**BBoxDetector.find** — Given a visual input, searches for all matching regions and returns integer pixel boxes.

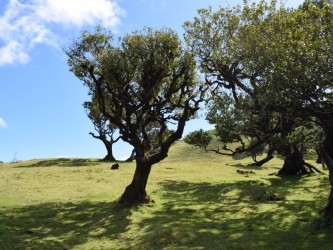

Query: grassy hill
[0,141,332,249]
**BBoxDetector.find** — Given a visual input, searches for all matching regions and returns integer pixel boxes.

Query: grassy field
[1,141,333,249]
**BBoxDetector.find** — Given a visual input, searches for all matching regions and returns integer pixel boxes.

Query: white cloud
[0,118,7,128]
[0,0,124,66]
[0,41,29,65]
[34,0,123,28]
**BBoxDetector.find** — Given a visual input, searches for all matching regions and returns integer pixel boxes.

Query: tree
[185,0,333,219]
[303,0,333,8]
[184,0,325,173]
[266,0,333,219]
[184,129,213,151]
[183,1,289,168]
[66,27,205,205]
[84,98,120,161]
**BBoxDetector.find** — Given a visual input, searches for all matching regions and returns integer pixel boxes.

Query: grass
[0,141,333,249]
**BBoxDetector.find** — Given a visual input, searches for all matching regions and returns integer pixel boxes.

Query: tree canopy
[184,0,333,218]
[184,129,213,151]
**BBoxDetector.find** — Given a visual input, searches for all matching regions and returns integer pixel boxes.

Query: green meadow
[1,141,333,249]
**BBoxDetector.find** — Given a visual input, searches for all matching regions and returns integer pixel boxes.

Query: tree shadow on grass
[227,163,264,171]
[136,179,333,250]
[0,201,133,249]
[15,158,103,168]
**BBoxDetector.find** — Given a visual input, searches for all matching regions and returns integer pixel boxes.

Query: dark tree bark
[90,132,118,162]
[278,146,308,175]
[249,146,275,167]
[316,145,327,170]
[249,155,274,167]
[316,147,322,164]
[102,139,116,162]
[322,131,333,221]
[119,161,153,205]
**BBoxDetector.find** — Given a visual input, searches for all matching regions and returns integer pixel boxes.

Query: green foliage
[245,139,266,161]
[83,98,119,141]
[184,0,333,159]
[66,27,205,165]
[286,123,323,149]
[303,0,333,9]
[206,94,244,144]
[184,129,213,151]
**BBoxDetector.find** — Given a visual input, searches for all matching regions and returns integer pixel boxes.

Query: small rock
[111,163,119,170]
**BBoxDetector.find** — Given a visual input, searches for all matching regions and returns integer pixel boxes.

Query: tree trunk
[322,132,333,221]
[89,132,117,162]
[103,153,116,162]
[119,161,153,205]
[325,176,333,222]
[316,146,327,170]
[102,141,116,162]
[249,155,274,166]
[249,146,275,167]
[278,146,308,175]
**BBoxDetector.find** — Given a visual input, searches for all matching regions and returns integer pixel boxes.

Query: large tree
[184,0,333,219]
[267,0,333,219]
[66,27,205,204]
[183,1,294,169]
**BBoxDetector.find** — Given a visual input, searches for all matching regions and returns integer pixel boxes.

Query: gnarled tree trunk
[316,145,327,170]
[278,146,308,175]
[102,143,116,161]
[89,132,117,162]
[119,161,153,205]
[250,154,274,167]
[322,132,333,221]
[249,146,275,167]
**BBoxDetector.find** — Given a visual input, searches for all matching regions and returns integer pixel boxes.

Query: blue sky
[0,0,304,162]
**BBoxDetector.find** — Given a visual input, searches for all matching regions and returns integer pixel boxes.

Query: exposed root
[252,189,285,201]
[236,170,255,175]
[303,161,325,174]
[119,190,155,206]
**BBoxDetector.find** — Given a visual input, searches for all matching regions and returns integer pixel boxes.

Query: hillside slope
[0,141,332,250]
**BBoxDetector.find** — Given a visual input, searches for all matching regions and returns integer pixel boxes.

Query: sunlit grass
[0,141,332,249]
